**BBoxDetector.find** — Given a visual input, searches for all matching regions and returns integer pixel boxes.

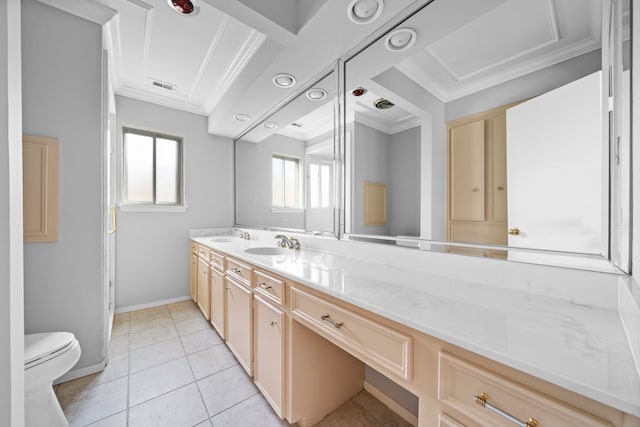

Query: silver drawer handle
[231,268,241,273]
[321,314,344,329]
[473,393,538,427]
[259,282,272,290]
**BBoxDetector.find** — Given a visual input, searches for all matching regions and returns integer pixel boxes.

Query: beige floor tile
[194,420,212,427]
[130,337,185,373]
[85,410,127,427]
[114,312,130,323]
[129,312,173,334]
[174,315,212,336]
[94,353,129,385]
[109,335,129,357]
[198,365,259,416]
[352,390,413,427]
[128,383,209,427]
[129,357,195,406]
[129,305,169,320]
[59,376,128,427]
[129,323,178,350]
[168,300,202,322]
[187,344,238,380]
[313,399,383,427]
[180,328,224,355]
[210,393,289,427]
[112,313,130,337]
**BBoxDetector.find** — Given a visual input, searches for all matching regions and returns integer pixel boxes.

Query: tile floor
[54,300,412,427]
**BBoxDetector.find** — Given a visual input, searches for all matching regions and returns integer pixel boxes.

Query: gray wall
[0,0,24,423]
[235,133,306,230]
[389,126,420,237]
[22,0,104,370]
[353,122,390,235]
[115,96,234,308]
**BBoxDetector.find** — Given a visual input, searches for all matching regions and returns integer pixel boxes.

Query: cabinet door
[225,276,253,376]
[197,259,210,320]
[190,252,198,303]
[254,295,285,418]
[489,114,507,222]
[210,268,226,339]
[450,120,485,221]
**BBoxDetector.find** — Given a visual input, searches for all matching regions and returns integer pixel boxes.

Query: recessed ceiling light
[234,114,250,122]
[306,88,327,101]
[374,98,394,110]
[347,0,383,24]
[166,0,200,16]
[351,87,367,97]
[385,28,417,52]
[264,122,278,129]
[273,73,296,88]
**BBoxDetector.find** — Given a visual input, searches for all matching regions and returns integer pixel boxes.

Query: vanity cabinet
[209,251,226,339]
[196,257,210,320]
[189,243,198,303]
[225,257,254,376]
[253,294,285,417]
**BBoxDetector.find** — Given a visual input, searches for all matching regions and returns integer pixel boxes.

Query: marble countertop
[192,235,640,417]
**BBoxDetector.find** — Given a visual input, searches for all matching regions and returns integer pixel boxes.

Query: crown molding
[36,0,117,25]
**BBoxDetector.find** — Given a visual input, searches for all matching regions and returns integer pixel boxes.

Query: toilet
[25,332,81,427]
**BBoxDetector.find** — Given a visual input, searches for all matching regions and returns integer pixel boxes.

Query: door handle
[108,205,117,234]
[508,228,520,236]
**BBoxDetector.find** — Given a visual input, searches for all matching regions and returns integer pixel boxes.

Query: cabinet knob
[496,186,505,190]
[508,228,520,236]
[259,282,272,290]
[270,321,278,327]
[471,188,480,192]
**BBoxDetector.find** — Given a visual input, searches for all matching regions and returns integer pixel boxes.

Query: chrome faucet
[240,231,251,240]
[275,235,300,250]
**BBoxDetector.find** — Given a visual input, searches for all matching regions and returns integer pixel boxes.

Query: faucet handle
[290,237,300,250]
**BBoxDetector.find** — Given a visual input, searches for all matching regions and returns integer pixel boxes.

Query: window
[309,161,333,208]
[272,154,301,209]
[123,128,183,206]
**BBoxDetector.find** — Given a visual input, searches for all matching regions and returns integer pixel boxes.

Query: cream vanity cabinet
[196,246,211,320]
[253,270,287,417]
[189,243,198,303]
[224,257,254,376]
[189,241,639,427]
[208,250,226,339]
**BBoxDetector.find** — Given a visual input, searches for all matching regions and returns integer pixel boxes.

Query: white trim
[54,361,106,385]
[115,295,192,314]
[118,203,188,213]
[35,0,117,25]
[363,381,419,426]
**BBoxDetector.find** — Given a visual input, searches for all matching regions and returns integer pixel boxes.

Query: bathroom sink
[244,247,290,256]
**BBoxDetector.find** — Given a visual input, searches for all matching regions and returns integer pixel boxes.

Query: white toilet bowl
[25,332,81,427]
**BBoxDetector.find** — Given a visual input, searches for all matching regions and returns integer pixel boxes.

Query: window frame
[271,153,303,211]
[121,127,185,211]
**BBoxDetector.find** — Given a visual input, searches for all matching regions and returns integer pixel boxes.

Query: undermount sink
[244,247,291,256]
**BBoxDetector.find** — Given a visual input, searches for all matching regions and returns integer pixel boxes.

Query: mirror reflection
[344,0,630,265]
[235,71,336,234]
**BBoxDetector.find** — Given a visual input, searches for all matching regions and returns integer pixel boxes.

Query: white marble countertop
[192,235,640,417]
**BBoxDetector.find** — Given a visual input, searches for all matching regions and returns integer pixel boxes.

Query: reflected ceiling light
[264,122,278,129]
[374,98,394,109]
[273,73,297,88]
[233,113,250,122]
[166,0,200,16]
[351,87,367,97]
[347,0,383,24]
[306,88,327,101]
[385,28,417,52]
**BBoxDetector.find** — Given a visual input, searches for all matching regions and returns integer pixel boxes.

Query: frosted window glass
[156,138,179,204]
[272,157,284,206]
[321,164,331,207]
[284,158,297,208]
[310,164,319,208]
[124,133,153,203]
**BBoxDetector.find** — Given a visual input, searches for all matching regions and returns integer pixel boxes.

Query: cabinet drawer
[291,287,412,380]
[197,246,210,263]
[226,258,252,284]
[253,270,285,306]
[208,250,225,272]
[439,413,465,427]
[438,352,611,427]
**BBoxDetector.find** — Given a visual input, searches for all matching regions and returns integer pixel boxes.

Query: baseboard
[54,360,106,385]
[364,381,419,426]
[115,295,192,314]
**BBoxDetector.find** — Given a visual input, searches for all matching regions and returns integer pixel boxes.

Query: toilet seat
[25,332,76,369]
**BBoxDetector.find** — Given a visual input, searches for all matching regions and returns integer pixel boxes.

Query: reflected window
[272,154,301,208]
[123,128,183,206]
[309,161,332,208]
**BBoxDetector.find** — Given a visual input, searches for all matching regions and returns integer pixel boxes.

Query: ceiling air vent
[150,79,177,92]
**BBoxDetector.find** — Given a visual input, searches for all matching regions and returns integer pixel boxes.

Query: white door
[505,71,604,255]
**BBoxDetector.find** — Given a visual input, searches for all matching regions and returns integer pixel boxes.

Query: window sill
[271,207,305,213]
[119,204,188,213]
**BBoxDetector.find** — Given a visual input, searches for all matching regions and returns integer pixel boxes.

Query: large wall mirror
[235,68,338,236]
[343,0,631,272]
